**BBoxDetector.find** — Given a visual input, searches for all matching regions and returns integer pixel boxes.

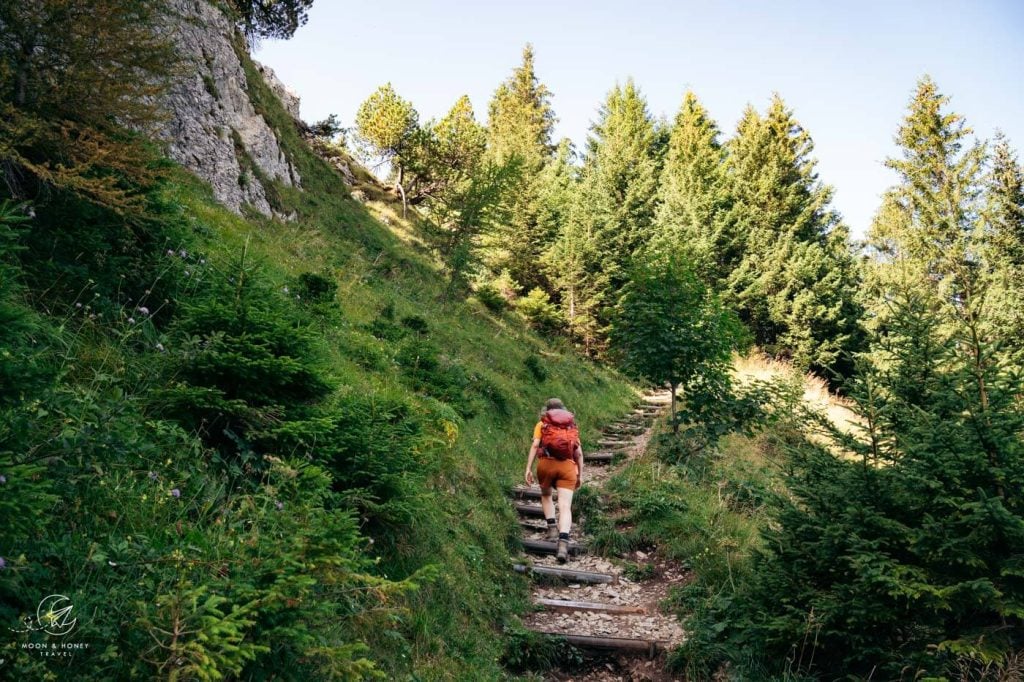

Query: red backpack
[540,409,579,460]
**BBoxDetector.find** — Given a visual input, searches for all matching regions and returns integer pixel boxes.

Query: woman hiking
[524,398,583,563]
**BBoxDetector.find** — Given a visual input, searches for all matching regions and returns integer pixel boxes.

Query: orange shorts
[537,456,578,491]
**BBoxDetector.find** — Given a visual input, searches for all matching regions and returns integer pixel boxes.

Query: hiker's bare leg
[557,488,573,534]
[540,488,555,520]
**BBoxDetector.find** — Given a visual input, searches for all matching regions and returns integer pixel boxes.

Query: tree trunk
[670,382,678,435]
[396,164,407,218]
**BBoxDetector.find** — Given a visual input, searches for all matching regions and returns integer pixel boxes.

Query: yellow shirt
[533,421,542,440]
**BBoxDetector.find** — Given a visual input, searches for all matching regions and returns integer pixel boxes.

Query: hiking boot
[556,539,569,563]
[546,524,559,542]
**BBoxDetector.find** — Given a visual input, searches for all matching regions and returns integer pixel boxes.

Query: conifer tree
[482,45,557,289]
[354,83,419,213]
[983,133,1024,352]
[653,91,739,284]
[725,96,862,379]
[576,80,660,291]
[862,77,987,346]
[549,80,659,349]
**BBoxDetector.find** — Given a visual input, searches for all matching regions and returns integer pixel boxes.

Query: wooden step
[521,538,586,556]
[585,452,616,463]
[513,563,617,584]
[605,425,645,434]
[597,439,632,448]
[535,598,646,615]
[514,502,545,517]
[520,520,548,532]
[524,629,667,657]
[511,485,556,500]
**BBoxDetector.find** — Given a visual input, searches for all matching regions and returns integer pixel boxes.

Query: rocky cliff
[159,0,302,216]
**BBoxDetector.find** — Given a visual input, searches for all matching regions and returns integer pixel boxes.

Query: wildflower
[170,488,181,498]
[155,342,165,352]
[283,286,289,294]
[275,500,284,511]
[128,317,136,324]
[137,306,150,315]
[184,271,190,277]
[75,302,82,308]
[0,557,5,570]
[148,471,158,481]
[200,258,206,265]
[166,249,175,256]
[179,249,188,258]
[0,474,6,484]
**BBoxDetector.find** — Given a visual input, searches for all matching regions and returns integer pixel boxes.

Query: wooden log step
[520,520,548,532]
[642,395,673,404]
[513,563,616,584]
[511,485,556,500]
[605,424,645,433]
[597,438,632,448]
[514,502,545,517]
[535,598,646,615]
[585,450,614,462]
[524,629,667,657]
[521,538,586,556]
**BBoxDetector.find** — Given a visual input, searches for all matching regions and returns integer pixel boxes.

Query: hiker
[524,398,583,563]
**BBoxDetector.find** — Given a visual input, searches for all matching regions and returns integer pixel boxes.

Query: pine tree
[549,80,659,349]
[353,83,419,213]
[482,45,558,291]
[862,77,987,347]
[725,96,862,379]
[577,80,660,292]
[486,44,556,170]
[983,133,1024,353]
[653,91,739,284]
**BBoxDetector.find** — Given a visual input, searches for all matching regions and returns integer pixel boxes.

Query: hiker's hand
[525,469,534,486]
[575,475,582,490]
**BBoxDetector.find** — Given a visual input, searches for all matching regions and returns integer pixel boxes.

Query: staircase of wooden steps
[509,390,686,662]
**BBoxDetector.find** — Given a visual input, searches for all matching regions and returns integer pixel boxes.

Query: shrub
[524,354,547,382]
[295,271,338,303]
[515,288,562,335]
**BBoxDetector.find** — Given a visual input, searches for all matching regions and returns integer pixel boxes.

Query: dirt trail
[512,391,687,681]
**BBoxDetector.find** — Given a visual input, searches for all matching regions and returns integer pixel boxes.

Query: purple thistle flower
[275,500,284,511]
[170,488,181,498]
[148,471,158,481]
[137,306,150,315]
[0,557,6,570]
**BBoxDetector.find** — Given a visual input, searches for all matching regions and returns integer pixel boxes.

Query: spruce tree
[653,91,739,284]
[576,80,660,292]
[482,44,557,289]
[725,96,862,379]
[549,80,659,350]
[983,133,1024,354]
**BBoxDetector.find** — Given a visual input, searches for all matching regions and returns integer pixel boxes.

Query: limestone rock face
[158,0,301,216]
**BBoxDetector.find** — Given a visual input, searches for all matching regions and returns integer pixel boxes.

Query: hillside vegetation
[0,9,637,680]
[3,1,1023,680]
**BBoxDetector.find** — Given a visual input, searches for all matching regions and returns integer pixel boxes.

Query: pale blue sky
[256,0,1024,237]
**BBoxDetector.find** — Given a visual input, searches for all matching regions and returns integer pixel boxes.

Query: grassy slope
[159,45,639,678]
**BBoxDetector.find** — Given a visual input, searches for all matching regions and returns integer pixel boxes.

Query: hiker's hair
[540,398,565,417]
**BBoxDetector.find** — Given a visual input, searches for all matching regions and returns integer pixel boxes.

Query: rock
[350,189,369,203]
[254,60,301,119]
[156,0,301,217]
